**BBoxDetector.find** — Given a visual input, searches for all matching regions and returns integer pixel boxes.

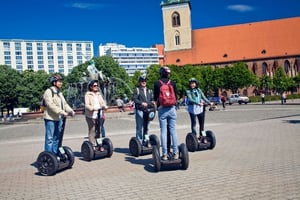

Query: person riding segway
[81,80,113,161]
[185,78,216,152]
[36,74,75,176]
[129,75,160,157]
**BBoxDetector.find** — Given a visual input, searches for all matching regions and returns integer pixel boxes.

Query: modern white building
[0,39,94,75]
[99,43,159,76]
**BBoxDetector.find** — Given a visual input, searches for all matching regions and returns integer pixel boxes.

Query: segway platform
[81,138,113,161]
[36,117,75,176]
[129,134,160,157]
[152,143,189,172]
[37,146,75,176]
[185,130,216,152]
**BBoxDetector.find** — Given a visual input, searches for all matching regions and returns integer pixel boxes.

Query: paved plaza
[0,100,299,200]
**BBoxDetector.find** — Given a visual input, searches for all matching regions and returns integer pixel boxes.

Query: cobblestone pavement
[0,101,299,200]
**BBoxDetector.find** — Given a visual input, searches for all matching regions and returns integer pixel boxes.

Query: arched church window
[262,62,268,75]
[252,63,257,75]
[284,60,290,75]
[172,12,180,27]
[294,59,299,75]
[175,31,180,45]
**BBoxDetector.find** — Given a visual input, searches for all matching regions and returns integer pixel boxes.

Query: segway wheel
[37,151,58,176]
[129,137,142,157]
[103,138,113,157]
[206,130,216,149]
[81,141,94,161]
[63,146,75,168]
[185,133,198,152]
[152,145,161,172]
[149,134,160,146]
[179,143,189,170]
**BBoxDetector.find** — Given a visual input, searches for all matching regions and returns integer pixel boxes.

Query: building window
[284,60,290,75]
[294,59,299,74]
[262,62,268,75]
[3,42,10,50]
[67,43,72,51]
[57,43,63,52]
[252,63,257,75]
[172,12,180,27]
[175,31,180,45]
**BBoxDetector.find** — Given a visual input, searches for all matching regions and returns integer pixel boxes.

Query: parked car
[208,96,221,105]
[228,94,250,105]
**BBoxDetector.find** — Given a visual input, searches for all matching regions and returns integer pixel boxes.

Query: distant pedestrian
[261,92,265,104]
[281,92,287,104]
[116,96,125,112]
[221,94,226,110]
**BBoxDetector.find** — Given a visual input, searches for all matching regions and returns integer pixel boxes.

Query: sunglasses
[93,85,98,87]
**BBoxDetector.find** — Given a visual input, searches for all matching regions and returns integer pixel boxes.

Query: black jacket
[133,86,154,110]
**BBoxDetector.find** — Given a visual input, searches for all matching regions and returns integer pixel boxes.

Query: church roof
[164,16,300,65]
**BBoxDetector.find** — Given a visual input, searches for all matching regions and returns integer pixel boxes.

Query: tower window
[172,12,180,27]
[175,32,180,45]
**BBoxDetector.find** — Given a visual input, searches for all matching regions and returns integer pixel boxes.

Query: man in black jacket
[133,75,155,147]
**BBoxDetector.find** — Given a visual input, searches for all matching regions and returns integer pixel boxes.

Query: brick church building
[158,0,300,95]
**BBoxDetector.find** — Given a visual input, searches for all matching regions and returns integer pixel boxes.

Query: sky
[0,0,299,55]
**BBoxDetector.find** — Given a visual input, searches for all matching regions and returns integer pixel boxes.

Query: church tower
[161,0,192,52]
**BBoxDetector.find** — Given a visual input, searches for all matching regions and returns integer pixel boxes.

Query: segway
[152,143,189,172]
[185,104,216,152]
[81,108,113,161]
[36,117,75,176]
[129,106,160,157]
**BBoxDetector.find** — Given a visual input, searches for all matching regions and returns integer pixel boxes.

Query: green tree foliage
[18,70,50,111]
[273,67,295,94]
[0,65,21,115]
[223,62,258,93]
[259,75,273,94]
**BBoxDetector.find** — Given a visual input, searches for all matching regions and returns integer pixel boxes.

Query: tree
[18,70,50,111]
[223,62,257,93]
[259,75,273,95]
[0,65,21,115]
[273,67,295,94]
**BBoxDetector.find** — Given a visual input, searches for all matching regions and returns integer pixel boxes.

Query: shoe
[173,153,179,160]
[161,154,168,161]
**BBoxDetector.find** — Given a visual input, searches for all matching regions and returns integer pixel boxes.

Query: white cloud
[227,4,255,12]
[68,2,107,10]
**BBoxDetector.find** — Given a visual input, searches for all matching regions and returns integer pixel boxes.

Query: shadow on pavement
[283,119,300,124]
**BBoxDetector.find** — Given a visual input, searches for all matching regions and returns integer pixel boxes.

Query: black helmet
[49,74,63,85]
[159,66,171,78]
[88,80,98,91]
[138,75,147,82]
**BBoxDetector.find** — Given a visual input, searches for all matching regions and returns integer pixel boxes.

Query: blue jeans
[135,109,149,143]
[158,106,178,155]
[44,119,62,155]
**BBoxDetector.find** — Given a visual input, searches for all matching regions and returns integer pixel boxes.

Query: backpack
[159,80,176,107]
[40,88,55,112]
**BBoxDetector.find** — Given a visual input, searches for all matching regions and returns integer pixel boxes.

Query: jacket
[186,88,210,105]
[133,86,154,110]
[84,91,107,118]
[43,86,74,121]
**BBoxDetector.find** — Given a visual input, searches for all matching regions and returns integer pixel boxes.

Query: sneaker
[173,153,179,160]
[161,154,168,161]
